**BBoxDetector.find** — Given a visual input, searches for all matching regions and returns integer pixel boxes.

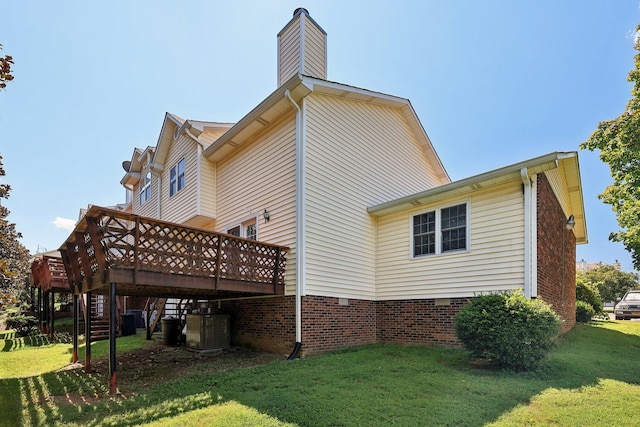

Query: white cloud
[52,217,76,231]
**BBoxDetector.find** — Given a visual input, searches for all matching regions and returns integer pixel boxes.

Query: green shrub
[454,291,561,371]
[5,314,38,337]
[576,280,603,315]
[576,301,595,323]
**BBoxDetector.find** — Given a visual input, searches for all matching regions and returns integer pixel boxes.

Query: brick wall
[214,294,467,356]
[376,298,468,346]
[300,295,377,355]
[215,296,296,356]
[536,173,576,332]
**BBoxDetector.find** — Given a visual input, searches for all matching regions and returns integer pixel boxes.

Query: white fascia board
[202,74,310,159]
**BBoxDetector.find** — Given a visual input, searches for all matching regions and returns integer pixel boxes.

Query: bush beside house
[454,291,561,371]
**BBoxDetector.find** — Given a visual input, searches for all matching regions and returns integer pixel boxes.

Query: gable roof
[151,112,235,168]
[367,151,587,244]
[151,112,185,169]
[202,74,450,185]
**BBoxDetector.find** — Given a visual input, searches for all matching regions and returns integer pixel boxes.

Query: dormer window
[169,158,185,197]
[139,172,151,205]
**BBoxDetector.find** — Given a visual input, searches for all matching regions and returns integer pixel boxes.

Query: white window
[412,202,468,257]
[139,172,151,205]
[169,158,185,197]
[227,218,258,240]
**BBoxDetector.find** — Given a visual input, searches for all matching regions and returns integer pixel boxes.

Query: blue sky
[1,1,639,272]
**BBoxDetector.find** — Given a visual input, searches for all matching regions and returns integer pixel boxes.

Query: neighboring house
[119,8,586,356]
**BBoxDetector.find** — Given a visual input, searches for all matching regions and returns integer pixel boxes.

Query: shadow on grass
[1,332,72,352]
[3,322,639,427]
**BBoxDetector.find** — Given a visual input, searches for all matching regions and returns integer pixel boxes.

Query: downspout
[531,175,538,297]
[521,168,532,298]
[285,88,303,359]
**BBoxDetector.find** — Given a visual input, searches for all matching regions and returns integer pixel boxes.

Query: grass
[0,321,639,426]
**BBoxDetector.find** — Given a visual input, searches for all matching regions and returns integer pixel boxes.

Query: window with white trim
[169,158,185,197]
[139,172,151,205]
[412,202,468,257]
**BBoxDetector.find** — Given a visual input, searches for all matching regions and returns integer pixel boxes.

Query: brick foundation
[537,173,576,332]
[214,296,296,356]
[376,298,468,347]
[212,294,469,356]
[300,295,377,355]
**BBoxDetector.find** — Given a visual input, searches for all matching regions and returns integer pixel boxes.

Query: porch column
[72,294,79,363]
[109,283,117,394]
[85,291,92,373]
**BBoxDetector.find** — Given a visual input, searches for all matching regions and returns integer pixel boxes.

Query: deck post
[50,288,55,340]
[85,291,92,373]
[36,288,42,332]
[42,290,49,335]
[146,300,152,340]
[109,282,117,394]
[72,294,78,363]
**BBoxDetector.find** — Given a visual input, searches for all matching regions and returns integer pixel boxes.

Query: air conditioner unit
[186,314,230,351]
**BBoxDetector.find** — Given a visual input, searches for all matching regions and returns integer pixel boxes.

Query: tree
[0,44,14,90]
[0,44,29,309]
[581,25,640,269]
[0,156,31,308]
[577,264,638,303]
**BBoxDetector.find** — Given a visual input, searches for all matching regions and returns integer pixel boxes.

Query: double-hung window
[139,172,151,205]
[169,158,185,197]
[412,202,468,257]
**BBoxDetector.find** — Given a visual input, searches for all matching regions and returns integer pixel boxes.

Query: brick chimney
[277,8,327,86]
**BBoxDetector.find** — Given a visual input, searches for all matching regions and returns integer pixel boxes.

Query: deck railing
[31,255,69,292]
[59,206,288,296]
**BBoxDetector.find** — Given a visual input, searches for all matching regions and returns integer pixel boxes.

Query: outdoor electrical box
[186,314,230,351]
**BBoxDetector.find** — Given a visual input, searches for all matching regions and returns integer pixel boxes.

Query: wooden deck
[30,253,70,292]
[59,206,288,299]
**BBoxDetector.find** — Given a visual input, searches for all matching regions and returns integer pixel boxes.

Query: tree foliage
[576,276,604,314]
[0,44,14,90]
[0,154,30,308]
[577,264,638,303]
[581,25,640,269]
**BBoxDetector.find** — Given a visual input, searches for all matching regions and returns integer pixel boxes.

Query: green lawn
[1,321,639,426]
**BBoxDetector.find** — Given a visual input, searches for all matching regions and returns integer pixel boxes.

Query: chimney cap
[293,8,309,17]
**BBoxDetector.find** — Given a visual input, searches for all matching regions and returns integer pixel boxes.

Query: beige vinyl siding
[161,134,198,224]
[278,19,301,85]
[304,94,443,299]
[216,117,297,293]
[132,165,158,219]
[376,182,525,300]
[302,17,326,80]
[199,151,217,220]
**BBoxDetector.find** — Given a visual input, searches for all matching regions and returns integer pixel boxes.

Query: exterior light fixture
[565,215,575,231]
[263,209,270,223]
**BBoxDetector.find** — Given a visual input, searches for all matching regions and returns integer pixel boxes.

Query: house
[116,8,586,356]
